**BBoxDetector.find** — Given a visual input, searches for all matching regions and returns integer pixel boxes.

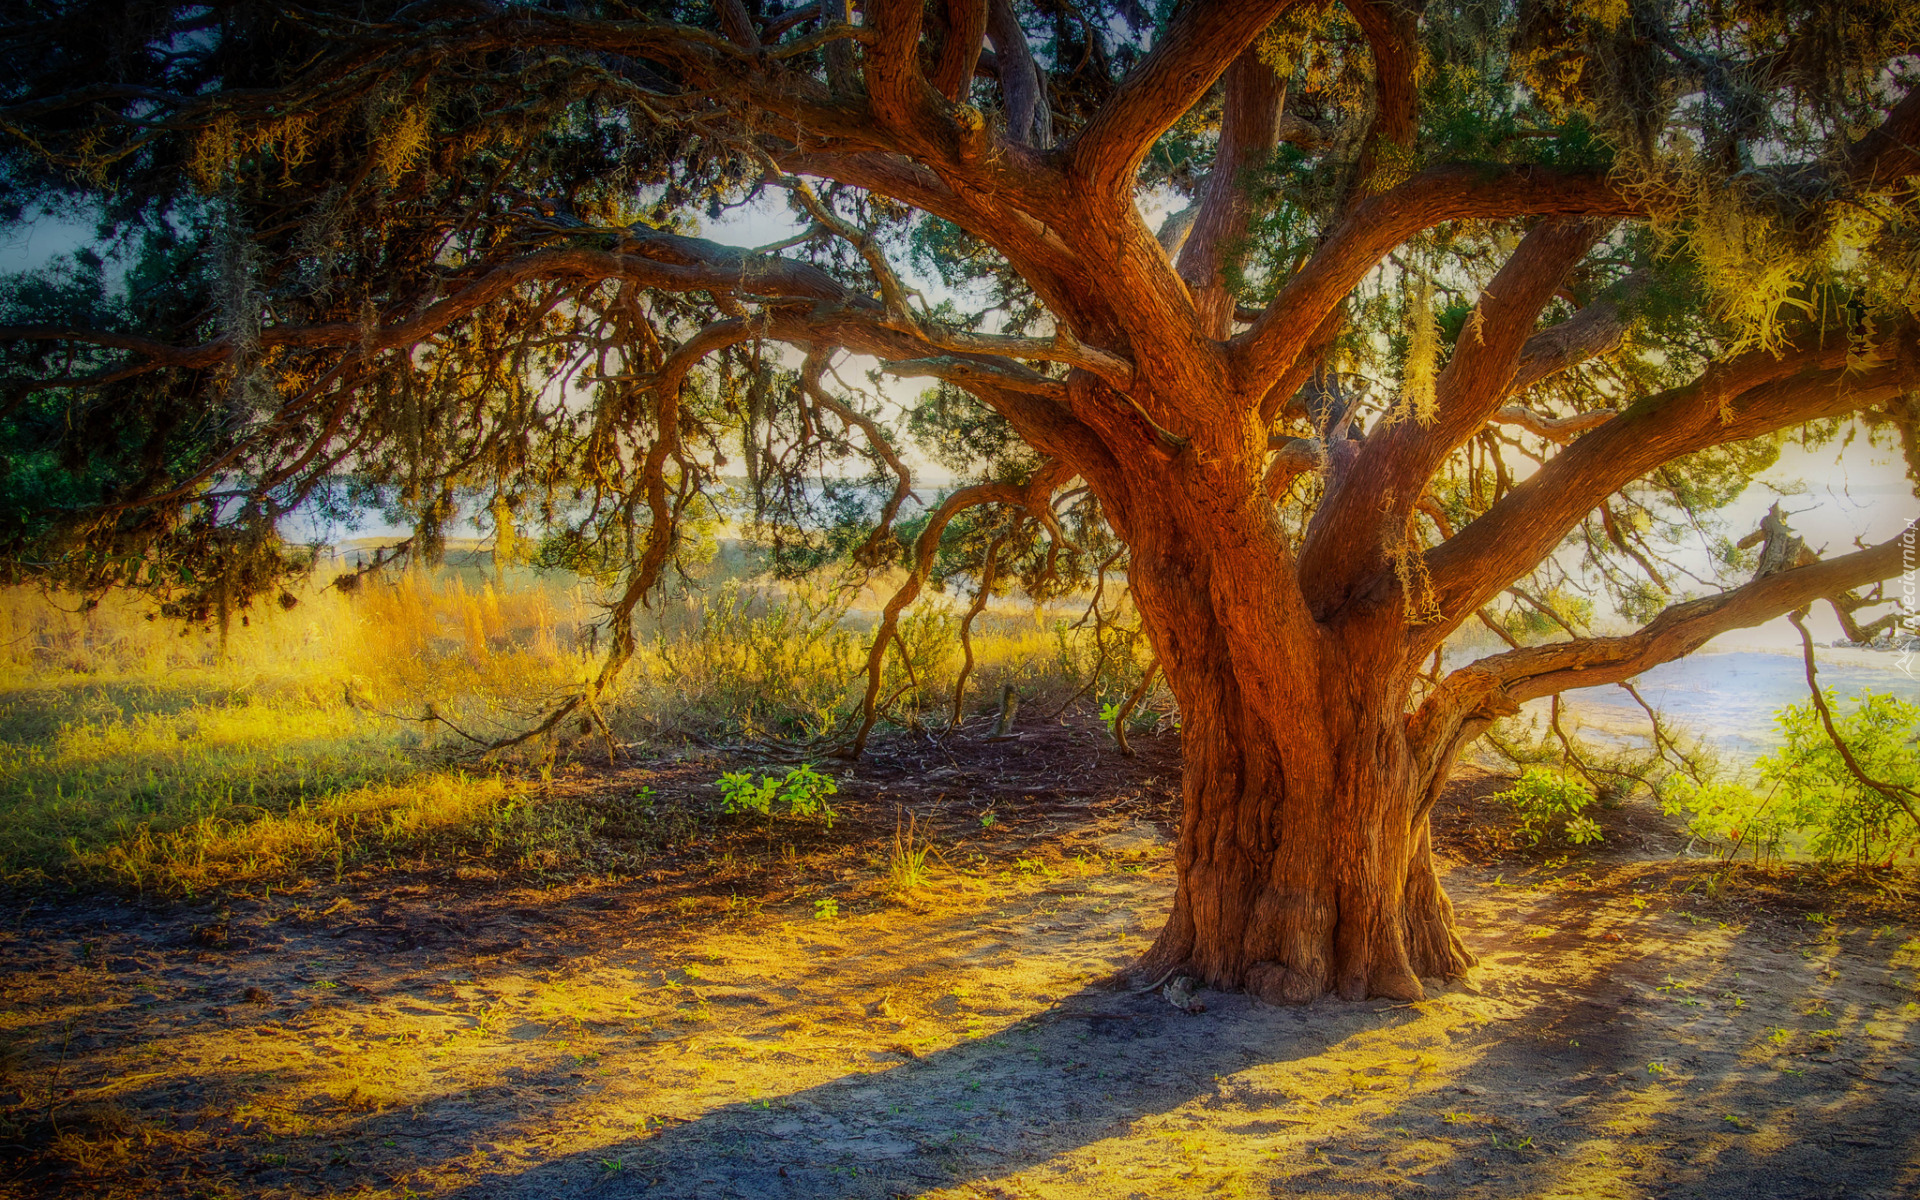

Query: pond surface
[1533,649,1920,763]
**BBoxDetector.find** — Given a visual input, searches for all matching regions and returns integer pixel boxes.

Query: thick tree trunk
[1135,638,1475,1002]
[1102,451,1477,1004]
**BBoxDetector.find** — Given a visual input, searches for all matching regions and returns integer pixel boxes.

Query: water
[1531,649,1920,763]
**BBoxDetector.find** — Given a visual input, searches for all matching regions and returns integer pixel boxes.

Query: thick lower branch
[1419,344,1909,650]
[847,462,1073,755]
[1408,527,1916,773]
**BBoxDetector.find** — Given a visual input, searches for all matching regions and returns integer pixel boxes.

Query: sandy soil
[3,730,1918,1200]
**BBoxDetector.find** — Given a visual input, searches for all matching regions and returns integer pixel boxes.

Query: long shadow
[1413,874,1920,1200]
[436,980,1423,1199]
[9,848,1919,1199]
[415,874,1920,1200]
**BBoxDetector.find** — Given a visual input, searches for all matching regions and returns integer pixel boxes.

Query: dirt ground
[3,720,1919,1199]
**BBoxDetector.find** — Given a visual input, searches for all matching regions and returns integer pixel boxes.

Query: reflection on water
[1526,650,1920,763]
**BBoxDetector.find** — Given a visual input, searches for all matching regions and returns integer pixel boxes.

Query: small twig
[1616,679,1713,787]
[1112,659,1159,758]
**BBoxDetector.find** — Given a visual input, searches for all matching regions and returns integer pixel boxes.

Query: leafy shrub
[1492,767,1604,846]
[1662,691,1920,866]
[1657,776,1789,861]
[649,582,860,739]
[716,763,839,828]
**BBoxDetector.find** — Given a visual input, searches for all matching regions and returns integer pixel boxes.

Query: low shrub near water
[1661,691,1920,867]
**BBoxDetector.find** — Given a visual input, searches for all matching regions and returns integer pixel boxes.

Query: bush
[1657,776,1789,862]
[1492,767,1604,846]
[1662,691,1920,867]
[716,763,840,828]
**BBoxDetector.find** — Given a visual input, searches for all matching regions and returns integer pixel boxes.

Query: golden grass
[0,561,1151,895]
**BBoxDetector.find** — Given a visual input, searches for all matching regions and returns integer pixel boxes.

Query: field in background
[0,552,1158,896]
[7,540,1915,900]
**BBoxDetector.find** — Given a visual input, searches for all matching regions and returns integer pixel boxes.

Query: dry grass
[0,565,603,894]
[0,558,1158,896]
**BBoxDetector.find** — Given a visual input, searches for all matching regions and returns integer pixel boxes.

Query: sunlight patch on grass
[0,563,1157,895]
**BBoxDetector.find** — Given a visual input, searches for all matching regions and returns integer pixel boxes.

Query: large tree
[3,0,1917,1002]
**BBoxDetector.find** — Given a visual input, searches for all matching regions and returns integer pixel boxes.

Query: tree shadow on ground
[420,872,1920,1200]
[7,819,1920,1200]
[434,979,1419,1199]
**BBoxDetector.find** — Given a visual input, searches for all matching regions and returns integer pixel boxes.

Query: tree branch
[1069,0,1301,200]
[1489,405,1616,442]
[798,348,921,565]
[1487,528,1912,704]
[1505,271,1649,394]
[1177,47,1289,337]
[932,0,989,102]
[986,0,1050,147]
[859,0,938,132]
[848,460,1075,755]
[1297,217,1610,611]
[1416,337,1908,650]
[1786,608,1920,832]
[1340,0,1422,202]
[2,230,855,372]
[1232,165,1639,394]
[1406,525,1915,782]
[1840,83,1920,194]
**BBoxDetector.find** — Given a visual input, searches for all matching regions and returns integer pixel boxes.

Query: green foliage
[715,771,776,817]
[1659,775,1789,862]
[1501,587,1595,640]
[885,811,933,893]
[1098,690,1156,737]
[0,235,318,621]
[716,763,839,828]
[906,383,1040,482]
[1662,692,1920,866]
[1493,767,1605,846]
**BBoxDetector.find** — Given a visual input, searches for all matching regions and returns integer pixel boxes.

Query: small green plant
[716,771,778,817]
[1563,814,1603,843]
[716,763,839,827]
[780,763,839,823]
[1492,768,1604,846]
[813,897,840,921]
[886,811,933,893]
